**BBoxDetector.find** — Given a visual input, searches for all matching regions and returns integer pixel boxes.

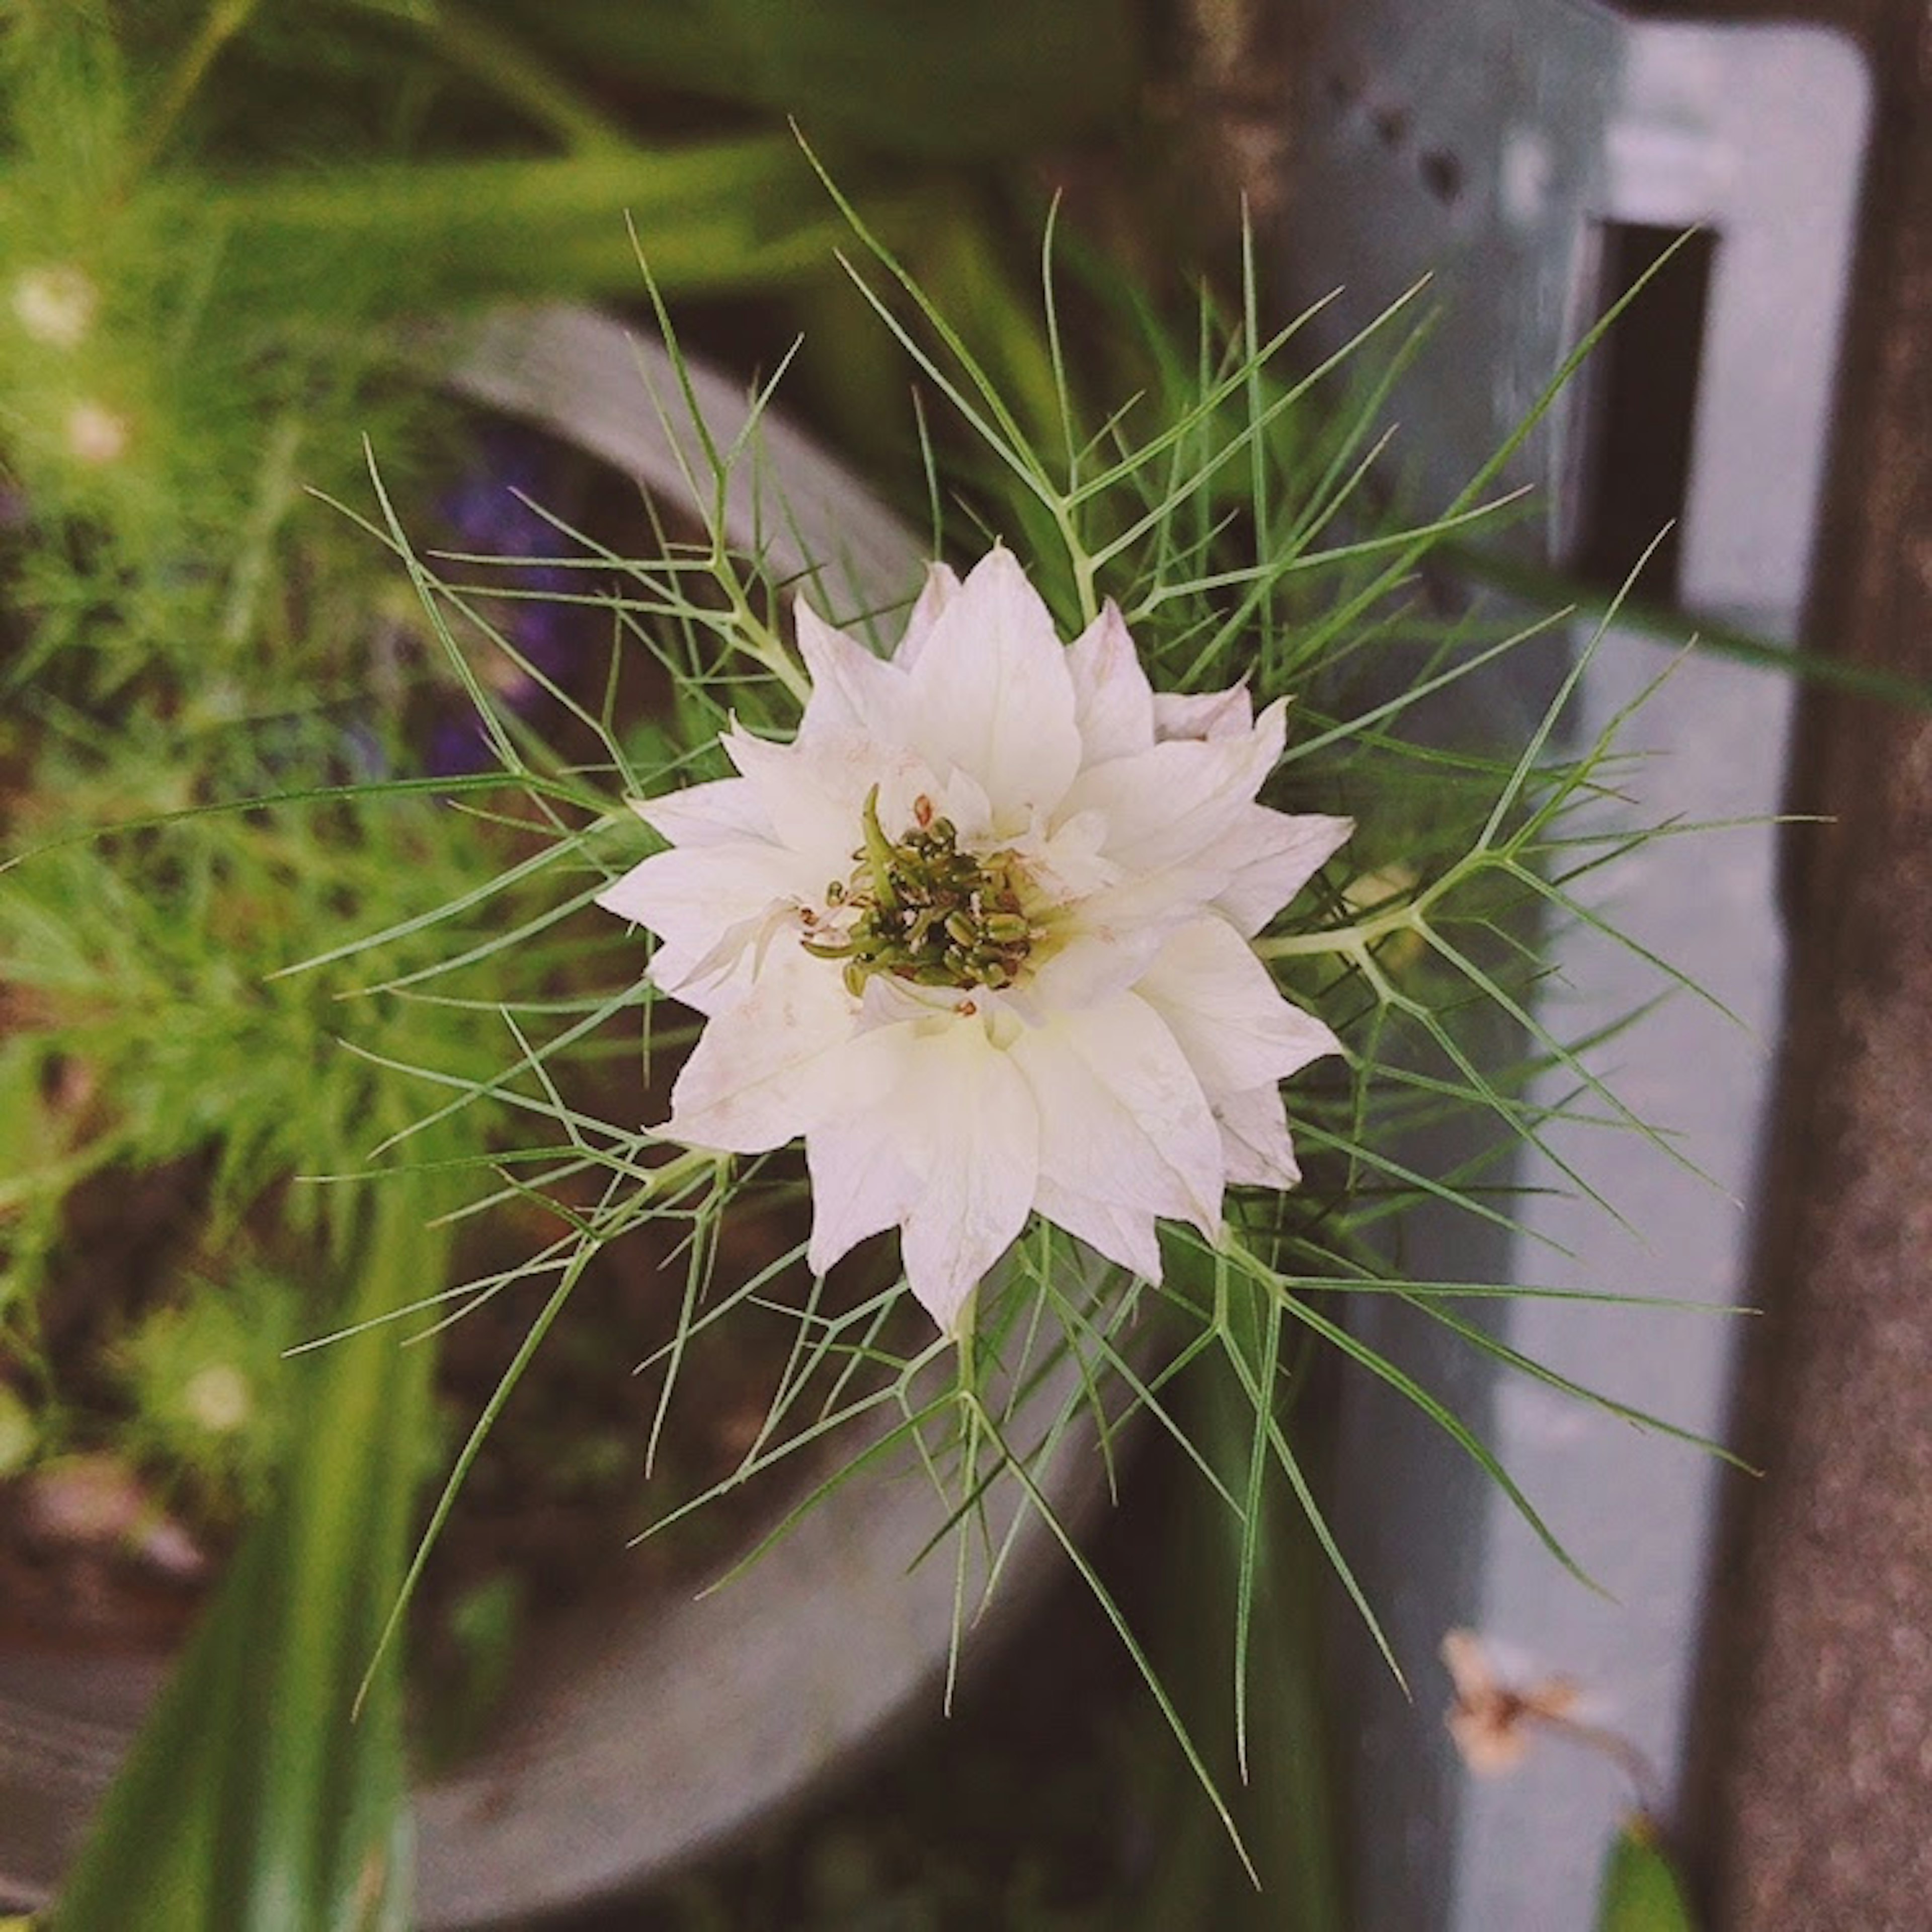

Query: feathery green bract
[289,203,1747,1878]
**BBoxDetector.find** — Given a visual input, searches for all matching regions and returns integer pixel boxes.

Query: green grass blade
[53,1186,444,1932]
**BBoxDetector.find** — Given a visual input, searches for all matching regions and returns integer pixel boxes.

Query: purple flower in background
[426,430,589,777]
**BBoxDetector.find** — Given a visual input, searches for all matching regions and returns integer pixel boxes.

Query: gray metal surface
[1281,7,1868,1927]
[438,304,928,628]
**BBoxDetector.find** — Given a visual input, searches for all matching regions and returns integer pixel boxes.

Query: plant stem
[343,0,635,154]
[1254,905,1420,960]
[53,1181,447,1931]
[124,0,261,186]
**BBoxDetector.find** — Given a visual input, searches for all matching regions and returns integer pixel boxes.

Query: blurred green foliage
[2,3,1163,1927]
[1596,1816,1699,1932]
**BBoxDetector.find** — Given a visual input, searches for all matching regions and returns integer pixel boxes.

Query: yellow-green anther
[809,790,1040,996]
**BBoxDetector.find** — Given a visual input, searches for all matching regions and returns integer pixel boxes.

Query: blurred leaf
[1595,1815,1698,1932]
[0,1382,35,1478]
[1128,1290,1346,1932]
[420,1570,523,1773]
[494,0,1143,159]
[50,1187,446,1932]
[39,138,867,312]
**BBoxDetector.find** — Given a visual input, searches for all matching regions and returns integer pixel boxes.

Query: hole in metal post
[1572,224,1717,604]
[1324,68,1361,110]
[1371,104,1410,147]
[1419,149,1463,206]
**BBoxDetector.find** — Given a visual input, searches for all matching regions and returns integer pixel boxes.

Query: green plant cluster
[0,7,511,1514]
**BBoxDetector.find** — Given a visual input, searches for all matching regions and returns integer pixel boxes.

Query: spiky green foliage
[263,212,1748,1878]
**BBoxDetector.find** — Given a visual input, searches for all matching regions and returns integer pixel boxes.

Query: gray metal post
[1278,8,1869,1925]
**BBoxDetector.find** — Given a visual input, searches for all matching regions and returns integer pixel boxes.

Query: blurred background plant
[2,0,1152,703]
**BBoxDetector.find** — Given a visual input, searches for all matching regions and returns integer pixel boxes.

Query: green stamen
[859,784,901,913]
[808,790,1039,995]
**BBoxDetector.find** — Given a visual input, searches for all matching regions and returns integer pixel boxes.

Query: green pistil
[800,785,1037,997]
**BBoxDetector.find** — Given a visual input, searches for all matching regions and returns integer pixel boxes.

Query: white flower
[13,265,97,348]
[598,548,1351,1333]
[64,399,129,466]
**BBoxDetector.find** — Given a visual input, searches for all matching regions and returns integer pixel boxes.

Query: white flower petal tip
[599,548,1352,1336]
[1153,683,1255,743]
[892,561,962,670]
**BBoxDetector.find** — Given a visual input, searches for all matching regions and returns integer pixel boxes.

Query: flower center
[801,786,1037,997]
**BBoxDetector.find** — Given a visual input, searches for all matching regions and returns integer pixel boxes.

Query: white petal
[895,1033,1040,1332]
[806,1110,919,1276]
[1058,697,1287,877]
[1025,909,1181,1015]
[902,548,1084,825]
[723,725,945,876]
[1025,807,1117,902]
[892,561,962,671]
[796,1012,1051,1329]
[1065,601,1155,765]
[597,841,804,963]
[1012,994,1224,1242]
[1135,914,1343,1097]
[661,944,858,1153]
[1213,808,1355,937]
[795,600,912,744]
[647,904,796,1014]
[1153,684,1252,742]
[630,778,773,848]
[1022,853,1239,1015]
[802,1015,1039,1330]
[1216,1084,1304,1189]
[853,972,993,1033]
[720,727,860,868]
[932,763,995,846]
[1029,1178,1163,1279]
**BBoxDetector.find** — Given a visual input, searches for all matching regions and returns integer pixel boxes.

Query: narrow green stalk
[122,0,260,185]
[345,0,634,154]
[1255,907,1421,961]
[52,1182,448,1932]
